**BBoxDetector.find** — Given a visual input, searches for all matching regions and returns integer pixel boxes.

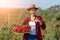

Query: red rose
[23,28,27,32]
[27,26,31,31]
[22,26,27,32]
[22,26,31,32]
[17,26,22,33]
[12,27,17,32]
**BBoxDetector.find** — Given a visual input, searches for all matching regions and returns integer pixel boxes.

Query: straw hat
[27,4,39,11]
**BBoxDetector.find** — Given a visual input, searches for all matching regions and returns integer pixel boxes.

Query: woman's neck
[30,14,36,22]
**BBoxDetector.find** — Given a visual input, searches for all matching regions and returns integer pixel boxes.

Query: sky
[0,0,60,9]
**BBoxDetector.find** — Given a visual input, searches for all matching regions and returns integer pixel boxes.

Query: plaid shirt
[22,15,46,40]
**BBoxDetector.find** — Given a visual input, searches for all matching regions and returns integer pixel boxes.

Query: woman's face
[29,9,36,15]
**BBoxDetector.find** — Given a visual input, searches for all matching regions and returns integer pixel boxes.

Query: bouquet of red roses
[12,26,31,33]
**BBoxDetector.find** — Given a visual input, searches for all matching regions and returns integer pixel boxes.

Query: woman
[22,4,46,40]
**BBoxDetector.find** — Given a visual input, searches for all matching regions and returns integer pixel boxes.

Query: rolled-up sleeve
[38,16,46,30]
[41,21,46,30]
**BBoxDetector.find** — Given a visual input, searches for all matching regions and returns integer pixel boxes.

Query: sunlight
[0,0,26,8]
[0,0,26,17]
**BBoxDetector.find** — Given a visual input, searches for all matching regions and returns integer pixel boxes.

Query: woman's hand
[41,30,45,37]
[35,18,42,25]
[35,18,40,22]
[13,32,22,35]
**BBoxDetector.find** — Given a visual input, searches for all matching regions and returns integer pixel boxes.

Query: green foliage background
[0,5,60,40]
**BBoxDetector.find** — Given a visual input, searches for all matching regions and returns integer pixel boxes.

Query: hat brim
[27,7,39,11]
